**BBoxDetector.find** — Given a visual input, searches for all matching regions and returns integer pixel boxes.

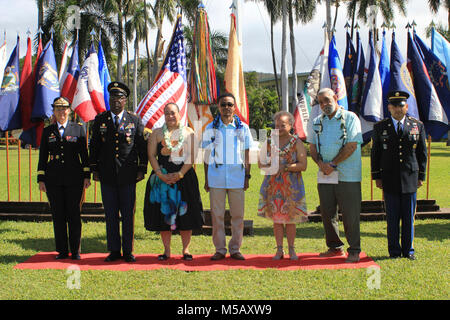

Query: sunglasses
[220,102,234,108]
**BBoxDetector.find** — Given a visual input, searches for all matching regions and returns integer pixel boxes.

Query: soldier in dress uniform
[89,81,147,263]
[371,90,427,260]
[37,97,91,260]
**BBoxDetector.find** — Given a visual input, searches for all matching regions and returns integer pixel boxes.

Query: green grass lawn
[0,142,449,300]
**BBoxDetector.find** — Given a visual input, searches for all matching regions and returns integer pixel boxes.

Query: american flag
[136,16,187,129]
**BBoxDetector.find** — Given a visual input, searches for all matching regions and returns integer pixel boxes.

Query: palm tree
[428,0,450,31]
[148,0,178,83]
[179,0,202,27]
[281,0,288,111]
[248,0,282,106]
[183,25,228,73]
[104,0,134,82]
[41,0,118,71]
[345,0,407,41]
[36,0,52,30]
[288,0,318,111]
[143,0,153,89]
[125,1,150,110]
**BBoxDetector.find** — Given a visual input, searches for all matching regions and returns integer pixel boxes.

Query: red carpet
[14,252,379,271]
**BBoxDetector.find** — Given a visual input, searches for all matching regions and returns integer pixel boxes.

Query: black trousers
[46,184,83,255]
[384,191,416,257]
[100,183,136,254]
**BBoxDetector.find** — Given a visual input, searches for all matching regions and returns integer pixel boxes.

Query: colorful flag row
[295,28,449,142]
[0,35,112,147]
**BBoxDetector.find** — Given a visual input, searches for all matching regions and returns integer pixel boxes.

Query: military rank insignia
[48,133,56,142]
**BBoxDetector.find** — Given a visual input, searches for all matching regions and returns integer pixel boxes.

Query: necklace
[163,123,185,152]
[313,108,347,159]
[210,114,244,167]
[270,134,297,157]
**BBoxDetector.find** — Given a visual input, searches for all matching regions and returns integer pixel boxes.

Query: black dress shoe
[104,252,122,262]
[230,252,245,260]
[404,254,416,260]
[55,253,69,260]
[71,253,81,260]
[210,252,226,261]
[389,255,401,259]
[124,254,136,263]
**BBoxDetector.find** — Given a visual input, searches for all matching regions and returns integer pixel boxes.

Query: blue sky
[0,0,447,73]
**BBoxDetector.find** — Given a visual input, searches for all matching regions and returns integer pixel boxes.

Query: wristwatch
[329,161,337,169]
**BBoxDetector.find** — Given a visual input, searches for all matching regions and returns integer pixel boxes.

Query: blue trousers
[100,183,136,254]
[384,191,416,257]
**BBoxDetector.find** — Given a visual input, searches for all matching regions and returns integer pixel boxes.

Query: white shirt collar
[57,120,68,129]
[111,110,125,122]
[391,116,406,127]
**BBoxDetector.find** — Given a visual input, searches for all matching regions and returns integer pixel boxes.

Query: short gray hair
[273,111,295,126]
[317,87,335,98]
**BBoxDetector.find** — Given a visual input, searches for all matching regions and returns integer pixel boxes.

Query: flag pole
[6,132,10,201]
[28,145,32,201]
[18,138,21,201]
[370,171,373,201]
[426,135,431,200]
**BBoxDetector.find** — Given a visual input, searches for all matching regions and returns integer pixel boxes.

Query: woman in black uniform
[37,97,91,260]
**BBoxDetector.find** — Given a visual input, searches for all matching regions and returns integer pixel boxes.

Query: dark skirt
[143,167,204,231]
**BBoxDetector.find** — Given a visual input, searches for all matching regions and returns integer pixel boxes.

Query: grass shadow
[0,255,39,264]
[415,222,450,241]
[253,224,387,239]
[7,235,109,255]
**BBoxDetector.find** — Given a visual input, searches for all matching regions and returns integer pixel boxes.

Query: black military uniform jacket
[38,122,90,186]
[371,116,427,194]
[89,110,148,185]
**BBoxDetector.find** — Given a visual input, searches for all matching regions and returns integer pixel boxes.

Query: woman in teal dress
[258,111,308,260]
[144,103,203,261]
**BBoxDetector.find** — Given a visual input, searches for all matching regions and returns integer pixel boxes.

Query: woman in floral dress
[258,111,308,260]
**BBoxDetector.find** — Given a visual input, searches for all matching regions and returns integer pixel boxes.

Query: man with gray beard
[307,88,363,263]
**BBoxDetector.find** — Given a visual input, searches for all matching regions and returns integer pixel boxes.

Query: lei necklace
[269,134,298,157]
[211,114,244,167]
[313,108,347,159]
[163,123,185,152]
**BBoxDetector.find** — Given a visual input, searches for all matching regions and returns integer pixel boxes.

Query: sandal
[272,246,284,260]
[289,246,298,260]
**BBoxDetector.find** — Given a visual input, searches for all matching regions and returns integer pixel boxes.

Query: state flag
[0,36,21,131]
[72,42,106,122]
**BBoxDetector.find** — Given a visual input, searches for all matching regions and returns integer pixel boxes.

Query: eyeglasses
[220,102,234,108]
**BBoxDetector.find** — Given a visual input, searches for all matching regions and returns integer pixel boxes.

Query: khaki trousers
[209,188,245,255]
